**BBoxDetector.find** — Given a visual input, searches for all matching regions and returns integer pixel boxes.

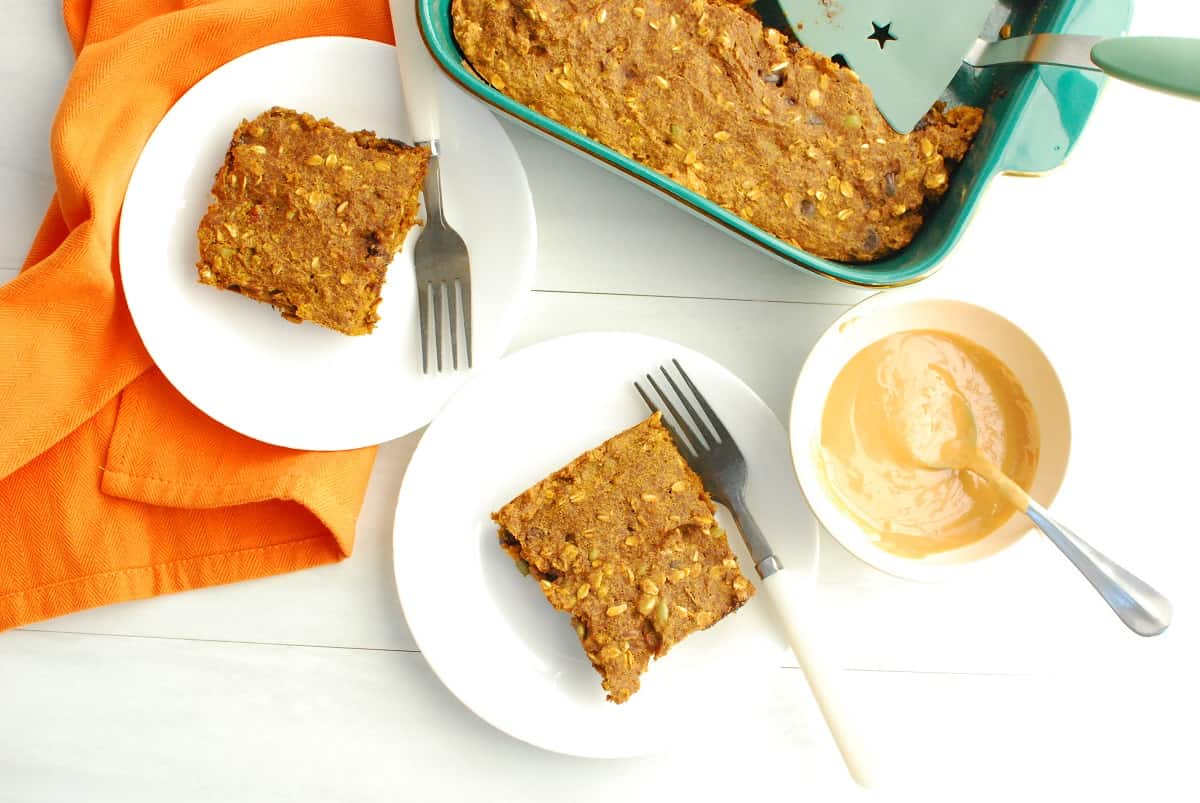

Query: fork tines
[633,359,734,458]
[417,276,471,373]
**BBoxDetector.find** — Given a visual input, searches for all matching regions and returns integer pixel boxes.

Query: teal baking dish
[417,0,1132,287]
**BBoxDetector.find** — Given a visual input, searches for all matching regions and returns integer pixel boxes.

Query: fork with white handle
[636,360,877,789]
[390,0,472,372]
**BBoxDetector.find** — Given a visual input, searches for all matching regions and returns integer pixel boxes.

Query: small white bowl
[788,291,1071,582]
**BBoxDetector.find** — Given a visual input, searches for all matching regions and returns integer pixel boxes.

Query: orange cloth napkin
[0,0,396,631]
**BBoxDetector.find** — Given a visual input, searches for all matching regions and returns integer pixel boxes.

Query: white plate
[119,37,536,450]
[393,332,819,758]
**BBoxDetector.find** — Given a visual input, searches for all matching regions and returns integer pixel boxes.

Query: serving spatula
[776,0,1200,133]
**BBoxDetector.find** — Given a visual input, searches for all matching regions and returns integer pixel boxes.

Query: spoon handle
[1025,500,1172,637]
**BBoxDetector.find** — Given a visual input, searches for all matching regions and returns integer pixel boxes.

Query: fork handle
[760,570,878,789]
[389,0,440,142]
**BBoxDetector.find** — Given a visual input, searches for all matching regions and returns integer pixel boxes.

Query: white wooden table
[2,2,1198,799]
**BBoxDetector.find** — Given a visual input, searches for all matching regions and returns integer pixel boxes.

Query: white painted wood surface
[2,1,1198,800]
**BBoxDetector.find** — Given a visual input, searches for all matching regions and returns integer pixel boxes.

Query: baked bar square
[196,107,430,335]
[452,0,982,262]
[494,412,756,703]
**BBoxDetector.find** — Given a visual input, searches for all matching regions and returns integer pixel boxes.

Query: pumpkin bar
[196,107,429,335]
[493,412,756,704]
[452,0,982,262]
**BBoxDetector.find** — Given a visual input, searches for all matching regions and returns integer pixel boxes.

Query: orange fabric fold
[0,0,394,630]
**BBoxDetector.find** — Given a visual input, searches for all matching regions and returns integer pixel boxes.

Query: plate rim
[391,330,819,758]
[117,34,537,451]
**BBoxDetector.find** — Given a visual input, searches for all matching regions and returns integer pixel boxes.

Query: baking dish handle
[996,0,1132,176]
[995,65,1105,175]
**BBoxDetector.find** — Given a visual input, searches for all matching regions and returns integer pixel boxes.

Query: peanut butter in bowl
[817,330,1039,559]
[789,295,1071,582]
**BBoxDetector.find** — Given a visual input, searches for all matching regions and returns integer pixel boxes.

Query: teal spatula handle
[968,35,1200,100]
[1090,37,1200,100]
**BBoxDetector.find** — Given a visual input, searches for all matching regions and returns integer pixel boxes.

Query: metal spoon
[909,371,1172,637]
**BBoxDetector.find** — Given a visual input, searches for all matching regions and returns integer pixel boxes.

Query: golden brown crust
[196,107,430,335]
[452,0,982,262]
[494,412,756,703]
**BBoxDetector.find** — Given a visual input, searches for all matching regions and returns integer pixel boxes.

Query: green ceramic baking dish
[416,0,1132,287]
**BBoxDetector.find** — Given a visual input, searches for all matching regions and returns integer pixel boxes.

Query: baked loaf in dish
[493,413,755,704]
[196,107,429,335]
[452,0,983,262]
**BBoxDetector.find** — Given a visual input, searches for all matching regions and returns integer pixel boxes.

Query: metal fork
[413,140,472,372]
[390,1,472,372]
[636,360,877,789]
[635,360,779,581]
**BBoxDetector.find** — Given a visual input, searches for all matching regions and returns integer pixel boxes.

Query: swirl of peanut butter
[818,330,1039,558]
